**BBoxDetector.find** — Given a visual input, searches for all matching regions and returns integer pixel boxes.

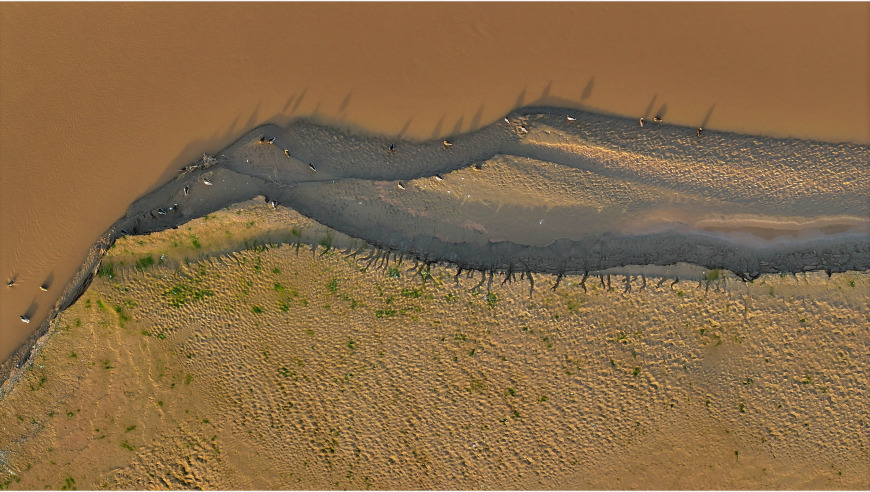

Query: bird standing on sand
[157,208,166,215]
[639,118,645,127]
[20,315,30,323]
[7,279,14,287]
[434,174,444,181]
[697,127,703,137]
[519,125,529,134]
[284,149,291,158]
[260,136,275,144]
[308,163,316,172]
[566,115,576,121]
[397,181,405,190]
[271,201,278,210]
[504,116,511,124]
[183,185,190,196]
[40,284,48,292]
[443,140,453,148]
[388,143,395,153]
[653,116,662,123]
[203,178,213,186]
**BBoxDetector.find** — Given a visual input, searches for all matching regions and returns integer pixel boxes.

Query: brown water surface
[1,2,868,359]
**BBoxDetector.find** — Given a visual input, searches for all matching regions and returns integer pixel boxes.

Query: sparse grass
[327,278,339,293]
[251,305,264,314]
[401,287,423,298]
[120,441,134,451]
[486,292,498,307]
[135,254,154,270]
[375,308,397,318]
[273,282,285,292]
[387,267,401,278]
[163,284,214,307]
[190,235,202,249]
[97,262,115,279]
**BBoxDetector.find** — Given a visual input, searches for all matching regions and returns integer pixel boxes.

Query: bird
[183,185,190,196]
[284,149,291,158]
[203,178,213,186]
[519,125,529,134]
[168,203,178,212]
[20,315,30,323]
[697,127,703,137]
[308,163,317,172]
[157,208,166,215]
[40,284,48,292]
[504,116,511,124]
[397,181,405,190]
[120,229,130,236]
[443,140,453,148]
[639,117,645,127]
[388,143,395,153]
[434,174,444,181]
[566,115,576,121]
[260,136,275,144]
[653,116,662,123]
[271,201,278,210]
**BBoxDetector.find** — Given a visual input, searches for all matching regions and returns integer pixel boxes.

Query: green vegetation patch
[135,254,155,270]
[162,284,214,307]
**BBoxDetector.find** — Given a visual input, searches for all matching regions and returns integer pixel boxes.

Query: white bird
[434,174,444,181]
[157,208,166,215]
[20,315,30,323]
[566,115,576,121]
[504,116,510,124]
[697,127,703,137]
[183,186,190,196]
[443,140,453,148]
[6,279,14,287]
[653,116,662,123]
[519,126,529,134]
[203,178,213,186]
[397,181,405,190]
[284,149,291,158]
[260,136,275,144]
[308,163,317,171]
[639,117,645,127]
[271,201,278,210]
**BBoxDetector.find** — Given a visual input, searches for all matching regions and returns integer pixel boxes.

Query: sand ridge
[0,201,867,489]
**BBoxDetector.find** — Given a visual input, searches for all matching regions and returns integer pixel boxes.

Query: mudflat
[0,200,866,489]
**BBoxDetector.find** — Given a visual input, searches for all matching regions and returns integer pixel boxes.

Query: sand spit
[3,106,868,390]
[0,200,867,489]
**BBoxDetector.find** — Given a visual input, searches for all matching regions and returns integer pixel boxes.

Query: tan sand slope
[0,202,867,489]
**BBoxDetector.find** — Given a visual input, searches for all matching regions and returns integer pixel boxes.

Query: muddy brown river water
[1,2,868,361]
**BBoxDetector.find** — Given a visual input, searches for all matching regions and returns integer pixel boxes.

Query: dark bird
[20,315,30,323]
[308,163,317,171]
[653,116,662,123]
[183,185,190,196]
[697,127,703,137]
[389,143,395,153]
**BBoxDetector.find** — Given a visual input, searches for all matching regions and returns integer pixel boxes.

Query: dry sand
[1,201,867,490]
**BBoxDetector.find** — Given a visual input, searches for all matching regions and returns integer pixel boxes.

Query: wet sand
[0,201,867,489]
[2,2,869,360]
